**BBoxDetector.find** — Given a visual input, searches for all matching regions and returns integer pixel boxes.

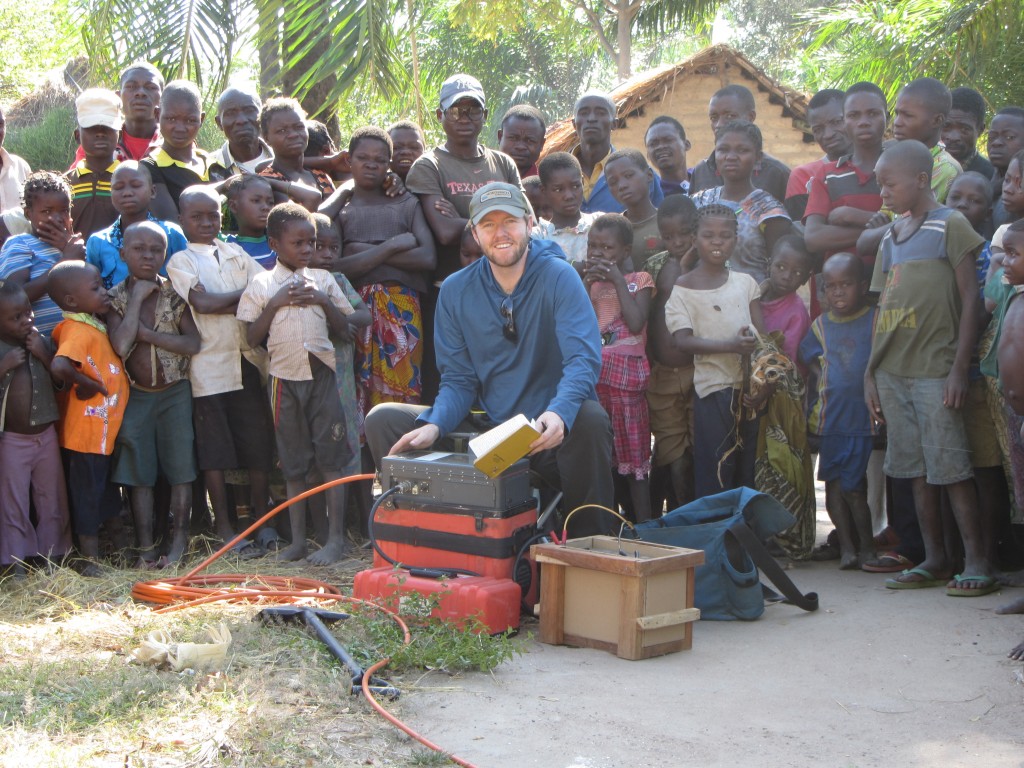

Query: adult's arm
[804,213,862,254]
[418,194,467,246]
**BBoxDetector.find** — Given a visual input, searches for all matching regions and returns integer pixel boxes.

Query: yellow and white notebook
[469,414,540,478]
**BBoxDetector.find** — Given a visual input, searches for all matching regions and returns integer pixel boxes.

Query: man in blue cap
[366,182,615,536]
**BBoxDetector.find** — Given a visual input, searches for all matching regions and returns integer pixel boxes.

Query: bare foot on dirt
[995,595,1024,615]
[1009,639,1024,661]
[996,570,1024,587]
[165,531,188,566]
[306,540,348,565]
[839,552,859,570]
[275,542,308,562]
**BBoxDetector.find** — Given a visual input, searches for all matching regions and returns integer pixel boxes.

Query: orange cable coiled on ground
[130,473,481,768]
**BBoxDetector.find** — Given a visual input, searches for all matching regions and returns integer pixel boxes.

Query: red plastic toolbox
[371,501,537,581]
[353,566,521,633]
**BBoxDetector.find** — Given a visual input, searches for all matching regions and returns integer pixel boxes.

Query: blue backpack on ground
[632,487,819,620]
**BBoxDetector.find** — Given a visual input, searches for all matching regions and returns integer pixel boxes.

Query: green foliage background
[2,0,1023,169]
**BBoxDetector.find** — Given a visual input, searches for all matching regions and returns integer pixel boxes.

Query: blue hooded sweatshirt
[421,238,601,435]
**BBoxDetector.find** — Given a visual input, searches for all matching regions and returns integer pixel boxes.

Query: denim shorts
[874,369,973,485]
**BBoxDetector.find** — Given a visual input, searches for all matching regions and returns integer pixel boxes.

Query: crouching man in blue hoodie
[365,182,614,537]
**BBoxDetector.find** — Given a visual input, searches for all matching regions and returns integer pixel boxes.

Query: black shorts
[269,357,350,480]
[62,449,121,537]
[192,357,274,472]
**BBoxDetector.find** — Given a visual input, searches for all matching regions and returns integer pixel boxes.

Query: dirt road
[402,558,1024,767]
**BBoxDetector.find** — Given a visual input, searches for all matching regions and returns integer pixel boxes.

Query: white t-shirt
[664,270,760,397]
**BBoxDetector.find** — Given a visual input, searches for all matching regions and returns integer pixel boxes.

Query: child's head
[604,149,653,210]
[806,89,849,161]
[644,116,690,179]
[225,174,274,235]
[587,213,633,270]
[987,107,1024,174]
[713,121,762,183]
[1001,220,1024,286]
[656,194,698,260]
[348,126,393,191]
[498,105,546,177]
[21,172,72,236]
[843,82,888,150]
[260,97,308,159]
[942,87,987,166]
[46,261,109,315]
[873,139,933,215]
[267,202,316,271]
[117,62,163,126]
[694,203,738,267]
[821,252,867,317]
[893,77,950,146]
[311,212,340,270]
[158,80,204,151]
[538,152,584,222]
[708,85,756,134]
[74,88,122,163]
[121,220,168,281]
[110,161,154,218]
[946,171,993,231]
[522,175,550,221]
[387,120,425,180]
[305,120,335,157]
[178,185,223,245]
[767,235,813,297]
[459,222,483,267]
[1001,149,1024,219]
[0,281,34,344]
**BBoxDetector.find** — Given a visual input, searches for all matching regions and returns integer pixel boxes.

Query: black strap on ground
[729,518,819,612]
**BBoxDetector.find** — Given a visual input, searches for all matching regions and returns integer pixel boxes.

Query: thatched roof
[543,44,813,156]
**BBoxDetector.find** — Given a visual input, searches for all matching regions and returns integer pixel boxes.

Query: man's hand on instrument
[388,423,440,455]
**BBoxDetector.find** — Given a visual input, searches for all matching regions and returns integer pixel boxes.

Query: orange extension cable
[131,473,481,768]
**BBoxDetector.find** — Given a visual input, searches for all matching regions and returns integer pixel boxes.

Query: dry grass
[0,549,484,768]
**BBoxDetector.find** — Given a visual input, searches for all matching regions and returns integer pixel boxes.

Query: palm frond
[72,0,246,99]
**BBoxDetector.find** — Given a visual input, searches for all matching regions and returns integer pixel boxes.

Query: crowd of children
[1,64,1023,643]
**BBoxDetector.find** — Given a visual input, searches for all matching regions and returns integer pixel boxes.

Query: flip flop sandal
[862,552,915,573]
[885,567,948,589]
[946,574,1000,597]
[256,527,288,552]
[229,538,264,560]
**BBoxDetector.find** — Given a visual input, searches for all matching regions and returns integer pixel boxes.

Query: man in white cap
[366,182,615,537]
[65,88,124,238]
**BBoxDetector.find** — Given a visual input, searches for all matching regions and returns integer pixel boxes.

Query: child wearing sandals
[865,141,995,595]
[107,221,200,567]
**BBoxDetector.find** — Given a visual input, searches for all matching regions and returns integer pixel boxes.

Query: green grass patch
[0,558,526,766]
